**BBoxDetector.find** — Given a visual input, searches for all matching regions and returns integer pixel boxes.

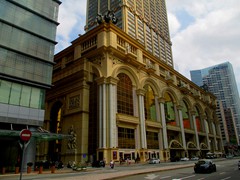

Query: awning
[0,129,71,141]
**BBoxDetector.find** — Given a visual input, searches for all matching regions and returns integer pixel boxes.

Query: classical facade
[44,23,223,164]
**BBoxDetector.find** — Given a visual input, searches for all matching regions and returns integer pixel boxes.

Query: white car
[191,156,199,161]
[180,157,189,161]
[149,158,160,164]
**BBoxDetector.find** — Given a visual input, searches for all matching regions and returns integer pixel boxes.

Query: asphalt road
[114,159,240,180]
[1,158,239,180]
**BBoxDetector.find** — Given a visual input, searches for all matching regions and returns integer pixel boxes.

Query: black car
[194,159,216,173]
[92,160,105,167]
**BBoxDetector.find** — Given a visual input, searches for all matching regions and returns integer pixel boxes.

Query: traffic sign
[19,129,32,142]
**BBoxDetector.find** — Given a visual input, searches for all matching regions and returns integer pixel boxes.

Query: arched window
[117,73,133,115]
[164,93,176,126]
[144,85,156,121]
[194,106,202,132]
[182,100,190,129]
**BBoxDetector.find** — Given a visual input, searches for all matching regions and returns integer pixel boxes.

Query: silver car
[149,158,160,164]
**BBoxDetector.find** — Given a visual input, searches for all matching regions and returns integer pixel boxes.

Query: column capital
[96,77,107,85]
[136,88,146,96]
[190,110,196,116]
[106,76,119,85]
[158,97,165,103]
[176,105,182,110]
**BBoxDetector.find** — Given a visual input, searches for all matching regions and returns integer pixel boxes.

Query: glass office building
[0,0,60,127]
[86,0,173,67]
[0,0,61,170]
[190,62,240,144]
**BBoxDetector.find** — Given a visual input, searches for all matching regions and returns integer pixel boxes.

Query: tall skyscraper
[190,62,240,144]
[86,0,173,66]
[0,0,61,170]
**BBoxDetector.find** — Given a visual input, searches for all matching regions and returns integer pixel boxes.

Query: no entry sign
[19,129,32,142]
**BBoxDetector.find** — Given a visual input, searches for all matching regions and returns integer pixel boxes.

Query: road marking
[197,178,205,180]
[219,172,226,175]
[144,174,159,179]
[180,175,196,179]
[159,176,171,179]
[221,177,231,180]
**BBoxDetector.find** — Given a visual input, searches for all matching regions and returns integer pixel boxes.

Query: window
[118,127,135,149]
[117,73,133,115]
[164,93,176,125]
[144,85,157,121]
[147,131,159,149]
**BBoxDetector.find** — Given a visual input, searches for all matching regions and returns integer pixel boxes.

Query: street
[0,158,239,180]
[114,159,240,180]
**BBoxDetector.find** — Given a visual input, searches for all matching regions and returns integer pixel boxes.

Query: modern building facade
[190,62,240,146]
[0,0,61,171]
[43,0,223,165]
[86,0,173,67]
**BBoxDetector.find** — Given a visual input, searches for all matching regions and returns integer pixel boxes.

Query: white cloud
[166,0,240,91]
[55,0,87,53]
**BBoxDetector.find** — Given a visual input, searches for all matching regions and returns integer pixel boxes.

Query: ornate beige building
[43,22,223,164]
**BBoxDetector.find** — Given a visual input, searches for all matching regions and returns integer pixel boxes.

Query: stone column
[177,105,186,150]
[204,118,211,151]
[154,95,160,123]
[211,121,218,151]
[97,77,107,148]
[136,89,147,149]
[158,97,168,150]
[191,111,200,149]
[107,77,118,148]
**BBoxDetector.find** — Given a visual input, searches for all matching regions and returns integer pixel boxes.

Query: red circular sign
[20,129,32,141]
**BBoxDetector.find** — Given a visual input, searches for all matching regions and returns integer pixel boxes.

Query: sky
[55,0,240,93]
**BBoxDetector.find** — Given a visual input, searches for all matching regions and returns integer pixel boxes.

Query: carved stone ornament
[67,125,77,149]
[91,54,105,66]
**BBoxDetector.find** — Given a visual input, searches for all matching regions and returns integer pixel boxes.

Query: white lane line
[219,172,226,175]
[159,176,171,179]
[197,178,205,180]
[221,177,231,180]
[179,175,196,179]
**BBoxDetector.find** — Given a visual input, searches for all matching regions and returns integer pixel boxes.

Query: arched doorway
[49,101,63,162]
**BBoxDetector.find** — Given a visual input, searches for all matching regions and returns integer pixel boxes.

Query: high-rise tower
[86,0,173,66]
[191,62,240,145]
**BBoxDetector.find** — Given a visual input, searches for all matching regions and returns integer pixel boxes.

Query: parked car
[226,154,234,159]
[190,156,199,161]
[194,159,216,173]
[149,158,160,164]
[238,160,240,170]
[92,160,105,167]
[180,157,189,161]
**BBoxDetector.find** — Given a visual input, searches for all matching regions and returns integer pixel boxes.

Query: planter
[27,166,32,174]
[15,167,20,174]
[38,166,43,174]
[51,165,56,173]
[1,167,6,174]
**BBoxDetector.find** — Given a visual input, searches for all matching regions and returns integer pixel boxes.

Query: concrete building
[43,0,223,165]
[86,0,173,67]
[190,62,240,146]
[0,0,61,171]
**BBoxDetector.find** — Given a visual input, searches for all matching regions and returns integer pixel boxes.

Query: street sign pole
[19,141,25,180]
[19,129,32,180]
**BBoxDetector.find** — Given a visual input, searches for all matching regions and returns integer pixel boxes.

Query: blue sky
[56,0,240,93]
